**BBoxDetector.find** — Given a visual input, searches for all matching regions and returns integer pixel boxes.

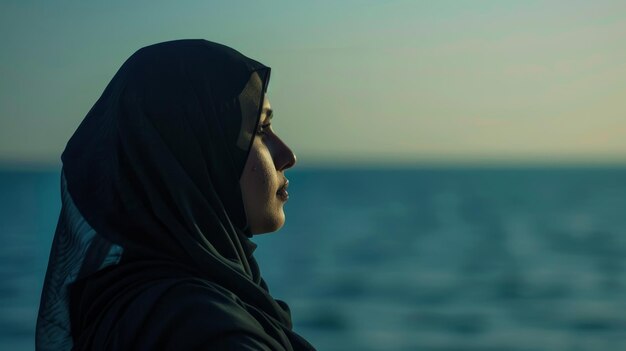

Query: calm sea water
[1,167,626,350]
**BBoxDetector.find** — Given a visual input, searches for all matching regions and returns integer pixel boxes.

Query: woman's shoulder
[71,260,287,350]
[111,276,279,350]
[130,275,261,326]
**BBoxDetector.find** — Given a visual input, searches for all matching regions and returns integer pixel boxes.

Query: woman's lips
[277,179,289,201]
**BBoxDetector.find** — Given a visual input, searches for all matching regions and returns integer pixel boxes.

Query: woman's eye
[257,123,271,136]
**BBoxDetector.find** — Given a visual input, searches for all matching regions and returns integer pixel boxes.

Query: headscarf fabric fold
[36,39,315,350]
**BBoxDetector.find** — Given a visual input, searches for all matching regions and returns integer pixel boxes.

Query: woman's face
[240,96,297,234]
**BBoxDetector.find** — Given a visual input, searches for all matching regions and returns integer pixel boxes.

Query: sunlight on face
[240,95,297,234]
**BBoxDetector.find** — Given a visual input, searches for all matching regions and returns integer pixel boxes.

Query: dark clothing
[36,40,315,350]
[69,258,311,350]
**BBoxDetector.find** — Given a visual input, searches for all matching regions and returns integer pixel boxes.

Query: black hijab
[36,39,315,350]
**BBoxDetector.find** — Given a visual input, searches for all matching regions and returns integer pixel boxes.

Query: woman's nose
[275,137,297,171]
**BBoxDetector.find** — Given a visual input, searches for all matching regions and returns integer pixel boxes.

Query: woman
[36,39,316,350]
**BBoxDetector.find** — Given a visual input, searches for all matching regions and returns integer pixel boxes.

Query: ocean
[1,167,625,350]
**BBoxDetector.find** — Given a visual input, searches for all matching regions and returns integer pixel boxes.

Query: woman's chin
[251,212,285,235]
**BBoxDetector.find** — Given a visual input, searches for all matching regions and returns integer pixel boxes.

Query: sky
[1,0,625,168]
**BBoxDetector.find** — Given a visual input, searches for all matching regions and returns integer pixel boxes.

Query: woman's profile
[36,39,316,350]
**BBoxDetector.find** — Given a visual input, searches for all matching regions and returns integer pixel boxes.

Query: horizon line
[1,159,625,172]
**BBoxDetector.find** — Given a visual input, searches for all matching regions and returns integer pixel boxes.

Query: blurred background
[1,0,625,350]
